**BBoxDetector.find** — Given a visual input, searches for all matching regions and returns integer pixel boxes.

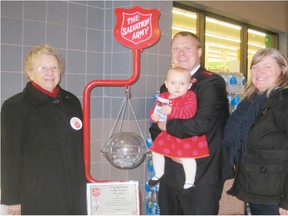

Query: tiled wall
[1,1,172,213]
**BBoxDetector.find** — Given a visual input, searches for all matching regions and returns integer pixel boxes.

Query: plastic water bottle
[230,94,241,113]
[151,190,160,215]
[147,158,155,179]
[146,136,153,149]
[145,182,152,215]
[229,75,237,93]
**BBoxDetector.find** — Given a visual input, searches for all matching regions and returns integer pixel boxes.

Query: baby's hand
[151,113,160,122]
[161,105,172,115]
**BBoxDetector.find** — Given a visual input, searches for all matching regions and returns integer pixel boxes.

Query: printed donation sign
[114,6,160,49]
[87,181,140,215]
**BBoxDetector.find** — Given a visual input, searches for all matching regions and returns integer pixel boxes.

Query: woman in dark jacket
[224,48,288,215]
[1,44,87,215]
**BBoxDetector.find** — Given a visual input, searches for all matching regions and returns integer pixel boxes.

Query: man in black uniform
[149,32,234,214]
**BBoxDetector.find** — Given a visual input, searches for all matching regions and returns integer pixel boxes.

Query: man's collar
[190,65,201,76]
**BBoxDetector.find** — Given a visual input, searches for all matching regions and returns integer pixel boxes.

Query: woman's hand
[157,121,166,131]
[7,204,21,215]
[279,207,288,215]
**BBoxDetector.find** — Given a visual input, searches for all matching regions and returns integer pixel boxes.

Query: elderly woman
[224,48,288,215]
[1,45,87,215]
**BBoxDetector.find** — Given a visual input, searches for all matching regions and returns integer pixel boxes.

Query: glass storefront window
[172,8,197,36]
[205,17,241,73]
[172,6,277,81]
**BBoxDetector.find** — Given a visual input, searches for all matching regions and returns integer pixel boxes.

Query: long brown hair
[244,48,288,101]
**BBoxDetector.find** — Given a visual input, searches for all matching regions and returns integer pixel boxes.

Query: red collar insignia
[202,71,214,76]
[191,78,198,84]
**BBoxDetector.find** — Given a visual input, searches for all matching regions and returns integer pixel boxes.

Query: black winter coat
[1,82,87,215]
[149,66,234,189]
[230,88,288,210]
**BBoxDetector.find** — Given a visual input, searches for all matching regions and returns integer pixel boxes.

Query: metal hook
[125,86,131,99]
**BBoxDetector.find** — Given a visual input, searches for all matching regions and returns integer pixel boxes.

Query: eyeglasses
[36,66,60,73]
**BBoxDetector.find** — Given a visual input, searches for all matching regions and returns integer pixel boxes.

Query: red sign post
[83,6,161,183]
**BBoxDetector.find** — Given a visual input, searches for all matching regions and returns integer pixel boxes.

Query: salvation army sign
[114,6,160,49]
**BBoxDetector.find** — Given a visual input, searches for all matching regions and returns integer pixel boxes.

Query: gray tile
[57,48,67,61]
[87,1,105,8]
[87,29,104,52]
[1,45,23,71]
[66,50,86,74]
[159,13,173,37]
[104,30,113,52]
[146,96,155,112]
[87,52,104,75]
[91,96,104,118]
[113,1,132,8]
[109,165,129,181]
[130,97,146,120]
[111,52,130,74]
[23,20,46,46]
[24,1,46,22]
[104,53,112,74]
[68,3,87,27]
[104,1,113,9]
[59,73,67,90]
[145,54,159,75]
[132,1,148,8]
[147,1,160,9]
[47,23,67,49]
[90,119,104,141]
[159,55,172,75]
[87,80,105,97]
[103,97,111,118]
[47,1,68,25]
[87,7,104,30]
[66,74,86,97]
[1,17,23,45]
[146,76,159,98]
[90,140,104,162]
[146,40,159,54]
[104,8,114,31]
[113,36,129,52]
[128,160,145,180]
[67,26,86,50]
[130,75,146,97]
[23,46,34,61]
[1,72,23,99]
[159,1,173,14]
[159,35,172,55]
[71,1,87,6]
[1,1,23,19]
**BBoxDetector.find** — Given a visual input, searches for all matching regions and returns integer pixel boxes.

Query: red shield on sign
[91,187,100,197]
[114,6,160,49]
[121,12,152,45]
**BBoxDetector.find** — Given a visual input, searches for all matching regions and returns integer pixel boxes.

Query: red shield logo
[114,6,160,49]
[91,187,100,197]
[121,12,152,45]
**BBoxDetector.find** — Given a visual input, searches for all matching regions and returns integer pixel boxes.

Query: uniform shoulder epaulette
[201,71,214,76]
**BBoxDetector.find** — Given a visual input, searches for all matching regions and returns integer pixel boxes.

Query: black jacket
[1,82,87,215]
[149,66,234,189]
[230,88,288,209]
